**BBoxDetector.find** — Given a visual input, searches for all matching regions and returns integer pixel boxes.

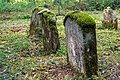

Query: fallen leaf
[40,66,45,71]
[0,40,6,45]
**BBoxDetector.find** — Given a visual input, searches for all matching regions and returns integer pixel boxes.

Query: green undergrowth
[0,12,31,20]
[0,12,120,79]
[0,2,36,13]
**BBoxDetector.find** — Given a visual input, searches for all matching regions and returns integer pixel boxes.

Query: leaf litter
[0,13,120,80]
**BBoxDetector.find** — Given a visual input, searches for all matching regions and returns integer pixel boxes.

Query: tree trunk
[64,11,98,78]
[29,7,60,54]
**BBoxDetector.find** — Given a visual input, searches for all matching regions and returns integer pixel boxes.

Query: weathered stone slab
[102,7,118,30]
[29,7,60,54]
[64,11,98,78]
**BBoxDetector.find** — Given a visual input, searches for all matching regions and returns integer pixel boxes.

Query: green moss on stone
[35,7,57,31]
[37,7,45,11]
[43,12,57,31]
[32,7,45,12]
[35,7,55,23]
[64,11,96,28]
[43,12,54,17]
[44,13,56,24]
[50,25,58,33]
[43,12,55,23]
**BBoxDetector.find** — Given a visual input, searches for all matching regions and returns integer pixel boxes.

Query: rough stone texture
[29,8,43,49]
[102,7,118,30]
[29,9,42,37]
[42,15,60,53]
[29,7,60,54]
[64,11,98,78]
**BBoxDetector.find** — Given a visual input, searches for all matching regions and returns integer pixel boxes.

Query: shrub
[0,2,36,13]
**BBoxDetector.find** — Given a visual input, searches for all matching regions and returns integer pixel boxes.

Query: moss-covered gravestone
[102,7,118,30]
[29,7,60,54]
[64,11,98,78]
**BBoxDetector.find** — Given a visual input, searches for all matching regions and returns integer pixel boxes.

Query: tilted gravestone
[29,7,60,54]
[64,11,98,78]
[102,7,118,30]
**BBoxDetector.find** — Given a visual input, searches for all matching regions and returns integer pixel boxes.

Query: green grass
[0,11,120,79]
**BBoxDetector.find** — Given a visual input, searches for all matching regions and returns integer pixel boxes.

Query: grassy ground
[0,11,120,80]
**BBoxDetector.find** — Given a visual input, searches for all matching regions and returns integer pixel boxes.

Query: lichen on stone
[36,7,55,19]
[64,11,96,28]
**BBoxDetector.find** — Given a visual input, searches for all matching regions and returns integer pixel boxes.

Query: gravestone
[29,7,60,54]
[64,11,98,78]
[102,7,118,30]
